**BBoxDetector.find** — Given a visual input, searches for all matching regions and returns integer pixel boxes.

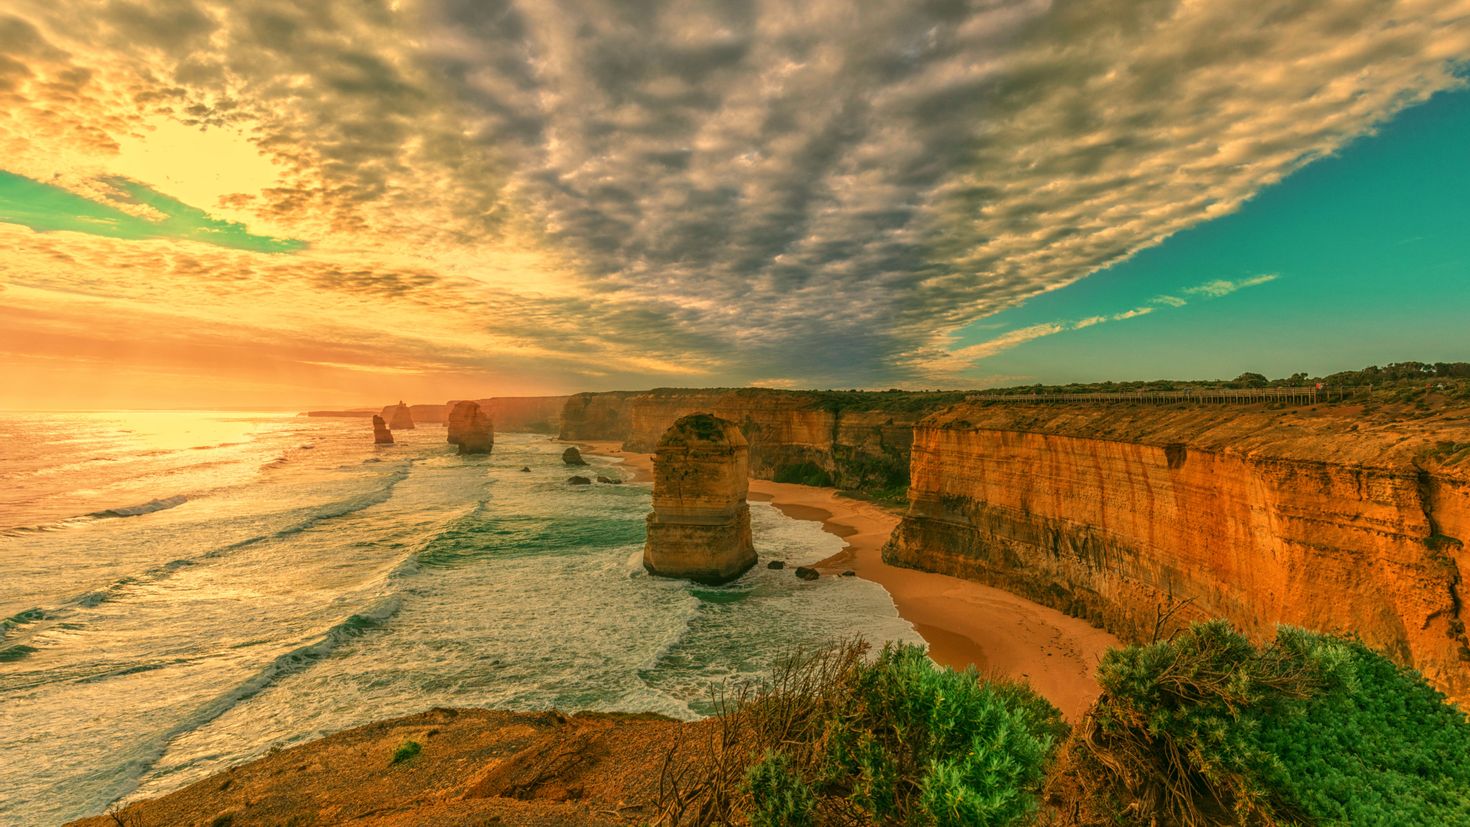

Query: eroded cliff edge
[884,401,1470,705]
[560,388,967,498]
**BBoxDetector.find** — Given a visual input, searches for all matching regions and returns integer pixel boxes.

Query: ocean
[0,411,921,825]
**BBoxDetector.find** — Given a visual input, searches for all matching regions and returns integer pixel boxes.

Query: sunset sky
[2,1,1468,410]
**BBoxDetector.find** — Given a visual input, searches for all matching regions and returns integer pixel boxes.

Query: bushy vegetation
[1051,620,1470,826]
[822,645,1065,826]
[390,740,422,765]
[1255,630,1470,825]
[773,461,834,487]
[656,640,1063,826]
[656,625,1470,825]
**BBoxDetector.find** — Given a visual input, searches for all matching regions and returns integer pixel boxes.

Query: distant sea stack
[454,402,494,455]
[372,415,394,445]
[383,401,415,430]
[643,413,756,585]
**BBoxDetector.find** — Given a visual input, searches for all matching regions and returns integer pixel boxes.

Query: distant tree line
[973,361,1470,396]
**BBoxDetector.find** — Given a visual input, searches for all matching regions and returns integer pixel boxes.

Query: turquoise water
[0,412,920,824]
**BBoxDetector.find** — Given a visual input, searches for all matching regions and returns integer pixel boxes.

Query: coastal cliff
[559,391,643,440]
[883,402,1470,705]
[561,388,965,497]
[479,395,568,434]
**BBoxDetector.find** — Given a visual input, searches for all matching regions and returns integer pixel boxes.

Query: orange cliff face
[884,402,1470,706]
[478,396,568,434]
[560,388,966,495]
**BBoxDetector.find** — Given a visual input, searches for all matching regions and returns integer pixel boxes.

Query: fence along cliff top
[965,386,1357,406]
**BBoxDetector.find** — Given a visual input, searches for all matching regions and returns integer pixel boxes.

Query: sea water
[0,412,921,824]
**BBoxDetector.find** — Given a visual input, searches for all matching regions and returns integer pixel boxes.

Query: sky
[1,1,1467,409]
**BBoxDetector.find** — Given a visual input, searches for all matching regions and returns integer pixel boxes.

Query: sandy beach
[577,441,1117,720]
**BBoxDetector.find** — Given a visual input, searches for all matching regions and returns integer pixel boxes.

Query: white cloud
[0,1,1464,389]
[1185,274,1281,298]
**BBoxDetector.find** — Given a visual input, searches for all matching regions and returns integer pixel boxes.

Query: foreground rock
[371,414,394,445]
[382,401,415,430]
[562,446,588,466]
[643,414,757,585]
[448,401,494,455]
[68,708,687,827]
[568,475,592,485]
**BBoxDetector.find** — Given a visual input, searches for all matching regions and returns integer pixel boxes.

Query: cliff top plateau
[926,393,1470,473]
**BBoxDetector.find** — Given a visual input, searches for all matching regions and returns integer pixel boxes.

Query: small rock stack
[383,401,416,430]
[372,414,394,445]
[643,413,756,585]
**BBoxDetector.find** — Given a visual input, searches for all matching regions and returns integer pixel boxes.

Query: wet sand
[575,441,1117,720]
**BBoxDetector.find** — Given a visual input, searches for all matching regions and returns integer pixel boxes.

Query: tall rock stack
[383,401,415,430]
[446,400,475,446]
[372,415,394,444]
[455,402,495,455]
[643,413,756,584]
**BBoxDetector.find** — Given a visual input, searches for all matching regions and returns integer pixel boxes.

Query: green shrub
[825,644,1064,826]
[1255,627,1470,825]
[390,740,422,765]
[746,751,817,827]
[773,462,833,487]
[1066,620,1470,825]
[664,640,1063,827]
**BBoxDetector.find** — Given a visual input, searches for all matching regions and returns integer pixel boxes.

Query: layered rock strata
[643,414,757,584]
[559,388,965,495]
[559,391,642,440]
[371,415,394,445]
[884,402,1470,706]
[478,396,569,434]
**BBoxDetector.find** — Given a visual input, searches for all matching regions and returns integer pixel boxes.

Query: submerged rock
[841,570,857,577]
[372,415,394,445]
[562,446,588,466]
[643,413,757,585]
[595,475,622,484]
[794,566,820,581]
[568,475,593,485]
[520,466,532,473]
[767,560,786,570]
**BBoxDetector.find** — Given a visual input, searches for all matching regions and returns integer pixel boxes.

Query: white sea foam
[0,415,919,824]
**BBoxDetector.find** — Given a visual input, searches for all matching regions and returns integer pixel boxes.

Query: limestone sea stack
[446,400,475,446]
[643,413,757,585]
[456,402,494,455]
[372,415,394,445]
[383,401,416,430]
[562,446,588,466]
